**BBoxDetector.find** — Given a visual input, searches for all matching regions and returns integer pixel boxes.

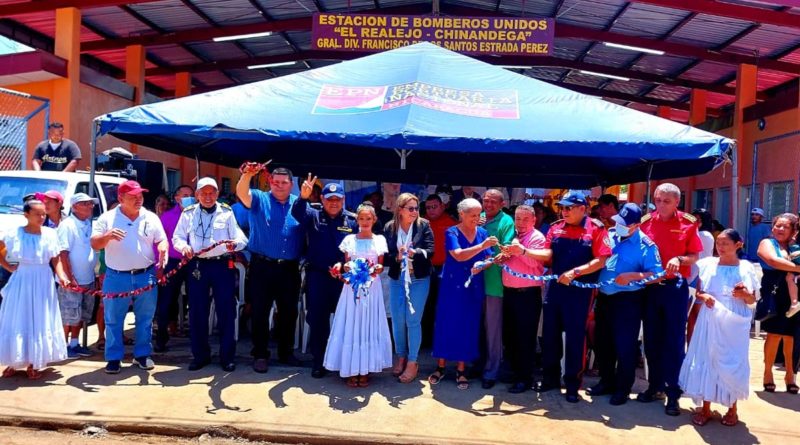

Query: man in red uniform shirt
[534,191,611,403]
[637,183,703,416]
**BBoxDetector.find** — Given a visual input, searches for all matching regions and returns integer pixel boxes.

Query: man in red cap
[35,190,65,228]
[91,180,168,374]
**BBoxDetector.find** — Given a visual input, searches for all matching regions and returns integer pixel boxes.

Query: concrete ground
[0,316,797,445]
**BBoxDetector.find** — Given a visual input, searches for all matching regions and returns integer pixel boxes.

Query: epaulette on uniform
[182,204,198,212]
[640,213,652,224]
[641,234,656,247]
[590,217,605,228]
[551,218,565,225]
[682,212,697,223]
[220,202,232,211]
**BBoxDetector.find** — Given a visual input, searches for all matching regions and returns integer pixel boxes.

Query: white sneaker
[787,302,800,318]
[132,356,155,370]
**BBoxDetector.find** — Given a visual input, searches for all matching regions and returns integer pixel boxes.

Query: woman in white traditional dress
[324,202,392,387]
[0,200,69,379]
[679,229,757,427]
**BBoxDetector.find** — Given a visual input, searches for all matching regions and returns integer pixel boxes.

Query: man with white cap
[57,193,100,358]
[173,177,247,372]
[746,207,771,261]
[91,180,168,374]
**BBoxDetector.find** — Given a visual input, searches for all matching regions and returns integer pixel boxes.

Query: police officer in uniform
[637,183,703,416]
[173,177,248,372]
[291,174,357,378]
[589,203,663,405]
[534,191,611,403]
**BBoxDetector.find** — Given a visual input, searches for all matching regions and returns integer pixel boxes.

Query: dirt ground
[0,426,287,445]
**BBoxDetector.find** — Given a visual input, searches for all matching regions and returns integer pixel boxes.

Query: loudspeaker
[121,159,167,209]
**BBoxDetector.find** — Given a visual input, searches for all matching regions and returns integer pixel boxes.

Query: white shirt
[57,214,97,285]
[698,230,715,259]
[93,206,166,271]
[172,203,248,258]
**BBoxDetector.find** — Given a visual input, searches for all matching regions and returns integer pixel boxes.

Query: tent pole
[195,152,200,183]
[89,120,99,199]
[645,163,654,206]
[396,148,413,170]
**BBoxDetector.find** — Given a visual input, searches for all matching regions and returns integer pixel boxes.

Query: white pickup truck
[0,170,127,228]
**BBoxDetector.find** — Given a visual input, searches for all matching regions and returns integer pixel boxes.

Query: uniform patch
[682,213,697,223]
[640,213,652,223]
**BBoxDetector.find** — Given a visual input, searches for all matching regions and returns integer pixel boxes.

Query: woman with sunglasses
[385,193,435,383]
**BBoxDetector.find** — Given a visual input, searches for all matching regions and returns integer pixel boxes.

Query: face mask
[615,223,631,237]
[180,197,196,208]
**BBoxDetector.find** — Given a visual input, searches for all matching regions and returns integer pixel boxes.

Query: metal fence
[742,130,800,231]
[0,87,49,170]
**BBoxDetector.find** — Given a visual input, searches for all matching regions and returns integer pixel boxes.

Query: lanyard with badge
[192,208,214,280]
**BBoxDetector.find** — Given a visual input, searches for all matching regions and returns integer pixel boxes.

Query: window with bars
[766,181,793,219]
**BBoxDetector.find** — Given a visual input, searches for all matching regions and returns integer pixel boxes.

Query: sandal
[456,370,469,390]
[392,357,407,377]
[721,411,738,427]
[358,375,370,388]
[428,366,445,385]
[346,376,359,388]
[764,382,776,393]
[691,411,712,426]
[787,383,799,394]
[2,366,16,378]
[398,361,418,384]
[26,365,42,380]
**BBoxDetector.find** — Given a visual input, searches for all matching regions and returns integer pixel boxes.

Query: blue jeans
[103,267,158,361]
[389,276,430,362]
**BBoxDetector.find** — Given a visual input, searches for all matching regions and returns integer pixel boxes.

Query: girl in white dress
[324,202,392,387]
[679,229,757,427]
[0,200,69,379]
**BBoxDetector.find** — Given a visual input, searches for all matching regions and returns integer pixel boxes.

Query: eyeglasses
[560,205,575,212]
[403,206,419,212]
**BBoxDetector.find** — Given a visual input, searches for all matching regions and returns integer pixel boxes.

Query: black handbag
[755,283,778,322]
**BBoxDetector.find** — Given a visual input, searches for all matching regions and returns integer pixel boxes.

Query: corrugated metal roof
[668,13,753,49]
[497,0,555,17]
[189,0,265,26]
[555,0,627,31]
[646,84,690,101]
[81,6,155,37]
[1,0,797,116]
[126,0,210,32]
[612,3,688,38]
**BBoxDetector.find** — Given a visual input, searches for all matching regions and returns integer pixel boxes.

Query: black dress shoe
[587,382,614,396]
[609,393,629,406]
[252,358,269,373]
[278,356,302,367]
[481,379,496,389]
[221,362,236,372]
[311,367,328,379]
[636,388,666,403]
[188,360,209,371]
[664,397,680,416]
[509,382,530,394]
[534,381,559,393]
[565,392,581,403]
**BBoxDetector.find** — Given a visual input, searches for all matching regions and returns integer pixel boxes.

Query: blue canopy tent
[93,42,733,189]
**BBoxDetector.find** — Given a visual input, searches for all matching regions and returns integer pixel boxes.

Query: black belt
[505,286,537,292]
[108,266,152,275]
[252,253,298,265]
[196,255,232,263]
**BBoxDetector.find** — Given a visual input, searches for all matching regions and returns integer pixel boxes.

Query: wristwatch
[573,268,582,277]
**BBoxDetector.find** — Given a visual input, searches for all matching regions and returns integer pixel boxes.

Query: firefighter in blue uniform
[291,175,357,378]
[534,191,611,403]
[588,203,663,405]
[172,177,248,372]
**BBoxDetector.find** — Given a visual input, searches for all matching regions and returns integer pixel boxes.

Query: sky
[0,35,33,55]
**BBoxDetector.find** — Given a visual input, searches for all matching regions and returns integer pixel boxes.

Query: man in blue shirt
[589,203,663,405]
[292,176,357,378]
[236,166,304,373]
[746,208,771,261]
